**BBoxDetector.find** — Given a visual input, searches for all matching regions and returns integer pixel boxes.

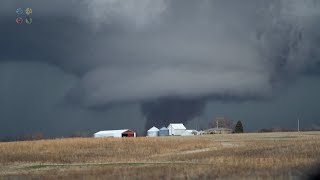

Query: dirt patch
[178,148,212,155]
[221,142,239,147]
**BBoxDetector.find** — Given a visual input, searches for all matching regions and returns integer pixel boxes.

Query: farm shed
[167,123,186,136]
[147,126,159,137]
[205,128,232,134]
[159,127,169,136]
[181,130,198,136]
[94,129,136,138]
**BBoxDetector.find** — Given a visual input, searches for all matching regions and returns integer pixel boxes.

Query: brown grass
[1,132,320,179]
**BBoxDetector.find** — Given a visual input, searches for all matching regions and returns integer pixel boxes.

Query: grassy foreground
[0,132,320,179]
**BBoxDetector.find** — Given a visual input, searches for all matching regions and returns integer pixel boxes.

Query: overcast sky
[0,0,319,137]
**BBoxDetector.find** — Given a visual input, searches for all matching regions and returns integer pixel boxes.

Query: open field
[1,132,320,179]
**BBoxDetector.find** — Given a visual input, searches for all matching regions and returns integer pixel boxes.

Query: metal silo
[147,126,159,137]
[159,127,169,136]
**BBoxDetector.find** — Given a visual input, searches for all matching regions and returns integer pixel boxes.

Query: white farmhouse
[167,123,186,136]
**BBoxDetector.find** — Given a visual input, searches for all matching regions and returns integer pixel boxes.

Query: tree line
[210,117,244,133]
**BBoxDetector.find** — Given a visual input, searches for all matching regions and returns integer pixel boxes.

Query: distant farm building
[145,123,197,137]
[94,129,136,138]
[205,128,232,134]
[147,126,159,137]
[168,123,187,136]
[159,127,169,136]
[181,130,198,136]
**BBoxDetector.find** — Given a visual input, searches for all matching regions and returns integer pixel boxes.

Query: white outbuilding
[147,126,159,137]
[167,123,186,136]
[181,130,198,136]
[94,129,136,138]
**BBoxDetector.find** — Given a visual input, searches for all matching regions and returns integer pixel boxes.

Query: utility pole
[196,117,200,131]
[298,118,300,132]
[216,119,219,129]
[195,118,198,131]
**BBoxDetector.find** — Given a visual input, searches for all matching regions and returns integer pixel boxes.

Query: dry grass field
[0,131,320,179]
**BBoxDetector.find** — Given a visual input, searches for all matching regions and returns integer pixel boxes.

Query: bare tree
[210,117,234,129]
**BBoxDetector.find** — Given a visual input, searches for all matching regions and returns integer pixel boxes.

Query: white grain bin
[147,126,159,137]
[159,127,169,136]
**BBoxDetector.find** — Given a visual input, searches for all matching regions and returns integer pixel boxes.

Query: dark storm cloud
[1,0,320,103]
[141,98,206,130]
[0,0,320,134]
[0,61,145,137]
